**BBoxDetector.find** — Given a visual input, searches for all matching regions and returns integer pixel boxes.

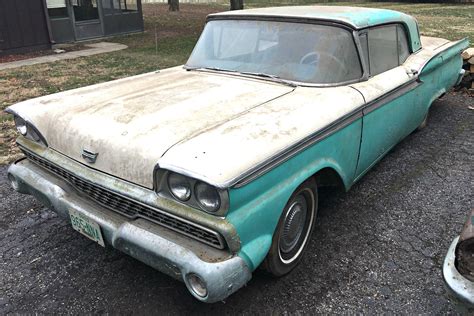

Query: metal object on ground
[443,237,474,310]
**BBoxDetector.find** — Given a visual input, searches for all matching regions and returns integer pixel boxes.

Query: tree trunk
[168,0,179,12]
[230,0,243,10]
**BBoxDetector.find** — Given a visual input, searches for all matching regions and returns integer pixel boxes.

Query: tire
[261,178,318,277]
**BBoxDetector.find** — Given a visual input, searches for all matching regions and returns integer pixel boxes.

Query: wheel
[261,178,318,277]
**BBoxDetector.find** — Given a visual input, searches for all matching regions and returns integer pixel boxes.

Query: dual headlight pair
[167,172,225,214]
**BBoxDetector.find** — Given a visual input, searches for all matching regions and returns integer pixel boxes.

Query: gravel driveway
[1,92,472,314]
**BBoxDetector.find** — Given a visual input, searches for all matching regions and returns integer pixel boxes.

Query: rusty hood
[8,66,294,188]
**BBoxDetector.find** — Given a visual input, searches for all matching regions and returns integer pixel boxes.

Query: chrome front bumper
[442,236,474,309]
[7,159,251,303]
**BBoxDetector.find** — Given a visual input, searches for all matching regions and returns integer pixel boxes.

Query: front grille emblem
[81,149,98,164]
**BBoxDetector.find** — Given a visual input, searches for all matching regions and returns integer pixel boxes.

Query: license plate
[69,209,105,247]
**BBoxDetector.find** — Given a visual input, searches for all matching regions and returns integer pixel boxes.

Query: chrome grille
[23,151,225,249]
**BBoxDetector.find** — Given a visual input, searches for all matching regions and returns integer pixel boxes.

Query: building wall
[142,0,223,3]
[0,0,51,54]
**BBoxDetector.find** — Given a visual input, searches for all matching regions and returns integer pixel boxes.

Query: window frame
[357,23,412,78]
[46,0,69,20]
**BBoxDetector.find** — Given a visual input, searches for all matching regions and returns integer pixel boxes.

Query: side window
[366,24,412,76]
[397,25,410,64]
[368,25,398,76]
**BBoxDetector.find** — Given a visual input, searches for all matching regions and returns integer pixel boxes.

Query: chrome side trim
[361,78,422,115]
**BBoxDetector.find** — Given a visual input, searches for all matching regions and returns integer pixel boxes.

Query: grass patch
[0,2,472,164]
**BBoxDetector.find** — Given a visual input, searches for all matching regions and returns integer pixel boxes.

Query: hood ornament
[82,149,99,164]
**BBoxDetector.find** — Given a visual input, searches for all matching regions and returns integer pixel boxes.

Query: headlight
[195,182,221,213]
[8,110,47,146]
[157,169,228,215]
[14,116,27,136]
[168,172,192,201]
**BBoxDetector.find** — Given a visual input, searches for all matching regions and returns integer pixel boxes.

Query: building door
[46,0,75,43]
[0,0,51,54]
[70,0,104,40]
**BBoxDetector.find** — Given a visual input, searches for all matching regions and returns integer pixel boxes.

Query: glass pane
[120,0,137,12]
[368,25,398,76]
[102,0,114,15]
[72,0,99,21]
[102,0,111,8]
[397,25,410,65]
[218,25,258,59]
[47,0,68,18]
[187,20,362,84]
[47,0,66,8]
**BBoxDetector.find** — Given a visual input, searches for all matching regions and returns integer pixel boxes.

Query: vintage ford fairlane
[6,6,469,302]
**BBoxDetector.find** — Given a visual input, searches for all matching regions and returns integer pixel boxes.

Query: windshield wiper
[184,66,239,74]
[185,66,297,87]
[239,71,297,87]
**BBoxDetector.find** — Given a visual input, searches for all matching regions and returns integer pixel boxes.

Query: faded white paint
[10,67,292,188]
[159,85,364,187]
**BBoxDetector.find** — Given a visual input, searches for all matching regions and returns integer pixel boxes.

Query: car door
[351,24,422,179]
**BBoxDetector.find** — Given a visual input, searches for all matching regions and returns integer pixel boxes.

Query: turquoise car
[6,6,468,302]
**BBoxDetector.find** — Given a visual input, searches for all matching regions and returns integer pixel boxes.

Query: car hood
[8,66,294,188]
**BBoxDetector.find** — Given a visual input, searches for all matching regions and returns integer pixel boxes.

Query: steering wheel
[299,52,320,65]
[299,52,345,71]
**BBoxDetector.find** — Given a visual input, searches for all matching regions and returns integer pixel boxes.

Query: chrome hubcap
[279,195,308,254]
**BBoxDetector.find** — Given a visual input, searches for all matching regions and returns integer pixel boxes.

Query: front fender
[227,119,362,270]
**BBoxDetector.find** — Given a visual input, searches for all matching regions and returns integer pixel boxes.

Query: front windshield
[186,19,362,84]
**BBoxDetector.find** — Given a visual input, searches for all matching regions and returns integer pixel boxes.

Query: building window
[120,0,137,12]
[71,0,99,21]
[47,0,68,19]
